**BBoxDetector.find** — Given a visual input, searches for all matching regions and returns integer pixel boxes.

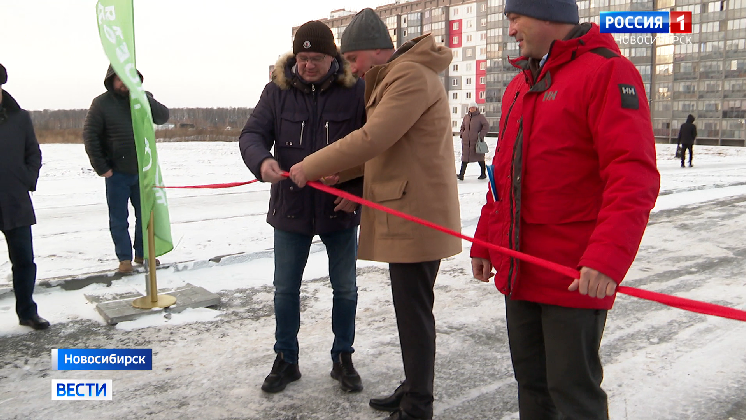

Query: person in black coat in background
[678,114,697,167]
[0,63,49,330]
[83,65,169,273]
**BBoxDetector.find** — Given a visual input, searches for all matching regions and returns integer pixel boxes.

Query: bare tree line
[29,107,254,143]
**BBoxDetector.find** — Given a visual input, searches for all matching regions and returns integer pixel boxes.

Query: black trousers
[505,297,609,420]
[681,144,693,165]
[458,161,486,177]
[389,260,441,420]
[2,226,39,320]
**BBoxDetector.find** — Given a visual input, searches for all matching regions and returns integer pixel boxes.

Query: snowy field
[0,140,745,419]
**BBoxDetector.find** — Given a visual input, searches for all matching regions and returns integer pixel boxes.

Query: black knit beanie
[504,0,579,25]
[341,8,394,54]
[293,21,338,57]
[0,63,7,85]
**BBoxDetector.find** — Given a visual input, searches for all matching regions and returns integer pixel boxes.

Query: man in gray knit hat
[290,7,461,420]
[339,8,395,78]
[471,0,659,419]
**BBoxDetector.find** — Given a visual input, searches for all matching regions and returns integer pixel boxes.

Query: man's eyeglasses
[296,55,327,64]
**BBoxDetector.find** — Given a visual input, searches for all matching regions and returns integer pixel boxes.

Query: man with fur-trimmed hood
[239,20,366,394]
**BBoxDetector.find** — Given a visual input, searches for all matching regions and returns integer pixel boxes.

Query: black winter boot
[331,352,363,392]
[261,353,301,393]
[457,162,467,181]
[478,161,487,179]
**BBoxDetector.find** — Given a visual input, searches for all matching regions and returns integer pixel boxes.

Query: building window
[480,76,486,84]
[481,4,487,11]
[481,18,487,27]
[467,20,474,28]
[453,92,458,99]
[403,29,407,37]
[466,63,473,71]
[467,34,473,42]
[480,62,487,70]
[466,92,472,99]
[481,32,487,41]
[453,49,460,58]
[466,77,473,85]
[453,107,458,114]
[479,91,486,99]
[453,36,459,44]
[453,64,459,71]
[452,79,458,86]
[479,47,486,56]
[452,121,458,128]
[403,17,407,25]
[466,49,473,57]
[453,8,459,15]
[453,22,459,30]
[467,6,473,13]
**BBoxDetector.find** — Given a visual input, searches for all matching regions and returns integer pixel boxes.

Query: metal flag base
[132,210,176,310]
[132,294,176,309]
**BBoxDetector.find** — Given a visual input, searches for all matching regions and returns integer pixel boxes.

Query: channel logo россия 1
[600,11,692,34]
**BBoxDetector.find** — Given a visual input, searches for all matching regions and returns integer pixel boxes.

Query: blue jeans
[105,171,143,262]
[273,226,358,364]
[2,226,39,320]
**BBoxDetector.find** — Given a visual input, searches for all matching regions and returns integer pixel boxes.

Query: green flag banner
[96,0,173,257]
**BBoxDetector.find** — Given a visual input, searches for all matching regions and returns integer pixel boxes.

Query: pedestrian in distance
[458,102,490,181]
[677,114,697,168]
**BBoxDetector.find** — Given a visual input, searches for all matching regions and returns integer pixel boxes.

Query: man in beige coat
[289,8,461,420]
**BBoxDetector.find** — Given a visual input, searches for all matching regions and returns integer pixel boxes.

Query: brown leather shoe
[118,260,134,273]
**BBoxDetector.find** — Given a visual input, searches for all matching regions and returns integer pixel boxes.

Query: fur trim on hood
[271,51,356,91]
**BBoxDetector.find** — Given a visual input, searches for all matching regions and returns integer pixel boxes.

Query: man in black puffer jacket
[0,63,49,330]
[239,20,366,395]
[83,65,169,273]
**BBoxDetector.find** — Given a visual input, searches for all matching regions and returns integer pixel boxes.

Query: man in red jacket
[470,0,660,418]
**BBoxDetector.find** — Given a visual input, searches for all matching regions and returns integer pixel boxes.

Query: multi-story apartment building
[294,0,746,146]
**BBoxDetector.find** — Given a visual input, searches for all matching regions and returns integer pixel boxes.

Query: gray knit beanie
[0,63,7,85]
[341,8,394,54]
[504,0,579,25]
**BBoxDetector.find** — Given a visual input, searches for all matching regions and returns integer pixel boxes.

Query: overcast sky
[0,0,388,110]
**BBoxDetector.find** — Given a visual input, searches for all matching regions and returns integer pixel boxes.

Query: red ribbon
[157,174,746,322]
[155,180,259,189]
[283,172,746,322]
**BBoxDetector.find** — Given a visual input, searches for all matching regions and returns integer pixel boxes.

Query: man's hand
[321,174,340,186]
[568,267,617,299]
[471,257,493,282]
[334,197,358,213]
[101,170,113,178]
[260,159,285,184]
[289,162,309,187]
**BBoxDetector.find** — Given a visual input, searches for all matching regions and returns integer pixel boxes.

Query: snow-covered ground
[0,140,745,419]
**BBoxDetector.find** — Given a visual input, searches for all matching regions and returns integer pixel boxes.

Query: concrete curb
[0,241,330,299]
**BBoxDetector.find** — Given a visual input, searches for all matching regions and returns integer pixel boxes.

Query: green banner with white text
[95,0,173,257]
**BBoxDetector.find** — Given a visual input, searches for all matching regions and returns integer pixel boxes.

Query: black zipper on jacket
[506,117,524,297]
[499,91,520,154]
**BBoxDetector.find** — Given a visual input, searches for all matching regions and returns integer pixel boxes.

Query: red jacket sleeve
[578,57,661,282]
